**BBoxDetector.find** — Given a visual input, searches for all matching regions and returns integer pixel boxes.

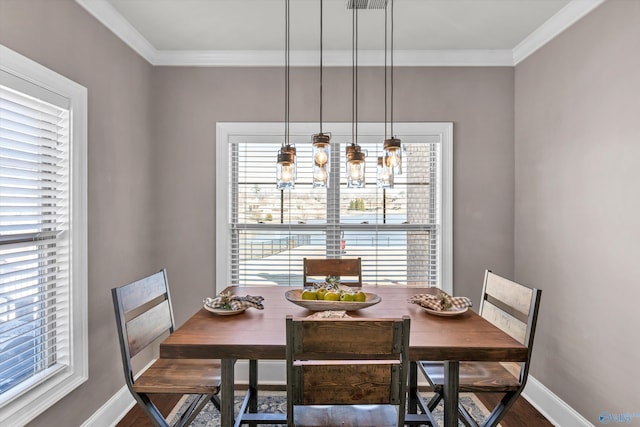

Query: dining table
[160,285,527,427]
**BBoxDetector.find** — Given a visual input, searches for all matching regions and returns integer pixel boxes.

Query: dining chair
[302,257,362,287]
[285,315,411,427]
[112,269,221,427]
[418,270,542,427]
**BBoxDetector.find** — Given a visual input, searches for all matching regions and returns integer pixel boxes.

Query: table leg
[443,361,459,427]
[221,359,236,427]
[248,360,258,427]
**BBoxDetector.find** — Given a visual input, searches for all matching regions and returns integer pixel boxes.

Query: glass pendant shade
[377,156,394,188]
[346,144,366,188]
[383,137,402,175]
[312,133,330,188]
[276,144,296,190]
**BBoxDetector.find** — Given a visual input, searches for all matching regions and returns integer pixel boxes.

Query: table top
[161,285,527,362]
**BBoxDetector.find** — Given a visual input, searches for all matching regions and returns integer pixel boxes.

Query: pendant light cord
[285,0,290,145]
[390,0,394,138]
[319,0,323,133]
[351,5,355,145]
[384,4,388,139]
[351,5,358,145]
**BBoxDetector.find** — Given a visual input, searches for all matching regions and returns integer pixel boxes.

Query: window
[217,122,452,292]
[0,45,87,425]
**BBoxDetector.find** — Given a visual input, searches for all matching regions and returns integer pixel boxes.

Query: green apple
[316,288,328,300]
[340,292,354,302]
[353,291,366,302]
[324,291,340,301]
[301,289,317,300]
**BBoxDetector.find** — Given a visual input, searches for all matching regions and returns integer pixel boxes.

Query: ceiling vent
[346,0,388,10]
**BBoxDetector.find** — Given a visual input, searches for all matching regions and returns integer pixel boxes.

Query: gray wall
[2,1,515,425]
[0,0,157,425]
[152,65,515,325]
[515,0,640,422]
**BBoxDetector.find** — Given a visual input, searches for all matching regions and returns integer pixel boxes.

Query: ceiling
[76,0,604,66]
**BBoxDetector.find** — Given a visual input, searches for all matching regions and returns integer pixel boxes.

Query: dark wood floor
[117,389,554,427]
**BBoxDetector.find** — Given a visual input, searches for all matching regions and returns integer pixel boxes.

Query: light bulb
[281,165,293,182]
[314,150,328,166]
[387,153,399,168]
[349,163,362,180]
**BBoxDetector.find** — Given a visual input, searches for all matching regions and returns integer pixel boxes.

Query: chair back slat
[481,301,527,344]
[299,364,396,405]
[483,271,533,317]
[303,258,362,287]
[295,318,397,356]
[126,299,173,357]
[119,270,169,314]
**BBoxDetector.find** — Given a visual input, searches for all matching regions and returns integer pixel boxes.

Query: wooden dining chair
[112,269,221,427]
[302,257,362,287]
[286,315,410,427]
[418,270,542,427]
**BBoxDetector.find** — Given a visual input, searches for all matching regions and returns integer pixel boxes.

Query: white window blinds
[0,82,70,398]
[217,122,452,291]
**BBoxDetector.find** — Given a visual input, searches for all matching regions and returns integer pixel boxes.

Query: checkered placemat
[409,293,472,311]
[204,293,264,310]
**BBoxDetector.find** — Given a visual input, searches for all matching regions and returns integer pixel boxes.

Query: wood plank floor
[117,390,554,426]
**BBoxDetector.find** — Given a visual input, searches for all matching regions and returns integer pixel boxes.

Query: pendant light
[312,0,330,188]
[276,0,296,190]
[346,4,366,188]
[383,0,402,176]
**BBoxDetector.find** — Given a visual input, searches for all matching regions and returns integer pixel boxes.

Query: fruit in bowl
[324,291,340,301]
[316,288,328,300]
[354,291,366,302]
[340,292,354,302]
[301,289,317,300]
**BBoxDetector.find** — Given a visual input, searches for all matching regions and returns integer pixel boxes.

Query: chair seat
[133,358,221,394]
[421,361,521,393]
[293,404,399,427]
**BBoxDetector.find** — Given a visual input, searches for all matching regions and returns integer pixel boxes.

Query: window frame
[216,122,452,294]
[0,44,88,425]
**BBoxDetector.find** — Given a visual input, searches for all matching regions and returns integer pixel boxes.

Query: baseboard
[81,385,135,427]
[82,359,156,427]
[523,375,594,427]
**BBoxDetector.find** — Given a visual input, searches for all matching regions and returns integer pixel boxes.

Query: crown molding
[75,0,157,63]
[154,49,515,67]
[76,0,603,68]
[513,0,606,65]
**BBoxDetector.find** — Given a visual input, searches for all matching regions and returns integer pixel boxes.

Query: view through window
[217,122,452,291]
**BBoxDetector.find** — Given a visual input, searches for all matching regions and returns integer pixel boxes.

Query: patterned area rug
[168,391,495,426]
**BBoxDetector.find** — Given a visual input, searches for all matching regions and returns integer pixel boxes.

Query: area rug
[168,390,496,426]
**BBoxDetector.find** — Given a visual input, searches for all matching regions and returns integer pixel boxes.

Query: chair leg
[136,393,170,427]
[210,393,221,411]
[177,393,215,427]
[458,402,478,427]
[427,392,442,412]
[481,391,520,427]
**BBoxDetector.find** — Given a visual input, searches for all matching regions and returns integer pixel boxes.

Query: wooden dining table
[160,285,527,427]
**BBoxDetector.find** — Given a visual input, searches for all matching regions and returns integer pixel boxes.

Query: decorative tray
[285,289,381,311]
